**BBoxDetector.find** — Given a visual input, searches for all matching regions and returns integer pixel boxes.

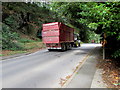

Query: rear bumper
[48,47,62,49]
[46,43,62,49]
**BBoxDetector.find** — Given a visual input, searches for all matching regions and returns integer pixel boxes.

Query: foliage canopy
[50,2,120,58]
[2,2,120,59]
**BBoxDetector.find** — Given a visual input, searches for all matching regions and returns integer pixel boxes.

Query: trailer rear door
[42,22,60,43]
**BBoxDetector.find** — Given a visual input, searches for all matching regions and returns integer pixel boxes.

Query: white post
[103,46,105,59]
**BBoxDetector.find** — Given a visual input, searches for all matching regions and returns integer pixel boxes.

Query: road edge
[90,69,107,88]
[1,48,46,60]
[61,47,96,88]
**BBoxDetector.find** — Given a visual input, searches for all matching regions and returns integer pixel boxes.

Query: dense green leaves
[2,2,64,50]
[112,49,120,58]
[50,2,120,59]
[2,2,120,59]
[2,24,24,50]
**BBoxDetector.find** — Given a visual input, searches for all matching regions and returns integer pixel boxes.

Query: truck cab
[73,33,81,47]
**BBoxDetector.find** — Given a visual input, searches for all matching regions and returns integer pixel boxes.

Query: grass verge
[1,41,46,57]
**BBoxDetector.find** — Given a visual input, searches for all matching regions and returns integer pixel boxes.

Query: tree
[2,2,64,50]
[50,2,120,59]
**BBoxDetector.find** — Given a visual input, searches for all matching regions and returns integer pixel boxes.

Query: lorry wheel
[48,49,52,51]
[61,44,66,51]
[67,44,69,49]
[66,43,69,50]
[68,43,72,49]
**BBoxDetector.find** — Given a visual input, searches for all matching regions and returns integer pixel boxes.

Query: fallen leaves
[66,75,72,79]
[59,61,83,87]
[59,78,66,87]
[97,59,120,88]
[59,75,72,87]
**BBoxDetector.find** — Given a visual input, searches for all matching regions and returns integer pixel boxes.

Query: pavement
[64,46,107,88]
[1,43,107,88]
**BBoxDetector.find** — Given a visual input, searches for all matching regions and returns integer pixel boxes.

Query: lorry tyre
[61,43,66,51]
[66,43,70,50]
[71,42,74,47]
[69,44,72,49]
[48,49,52,51]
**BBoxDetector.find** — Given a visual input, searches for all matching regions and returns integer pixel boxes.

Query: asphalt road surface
[1,43,101,88]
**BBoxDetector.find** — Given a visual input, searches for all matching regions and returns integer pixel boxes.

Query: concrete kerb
[90,47,107,88]
[90,69,107,88]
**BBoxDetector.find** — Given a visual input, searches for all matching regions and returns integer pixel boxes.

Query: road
[2,43,101,88]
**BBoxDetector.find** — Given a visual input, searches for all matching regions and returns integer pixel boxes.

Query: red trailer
[42,22,79,51]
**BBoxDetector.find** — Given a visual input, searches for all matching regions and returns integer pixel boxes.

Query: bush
[18,38,35,43]
[112,49,120,59]
[2,23,24,50]
[2,39,25,50]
